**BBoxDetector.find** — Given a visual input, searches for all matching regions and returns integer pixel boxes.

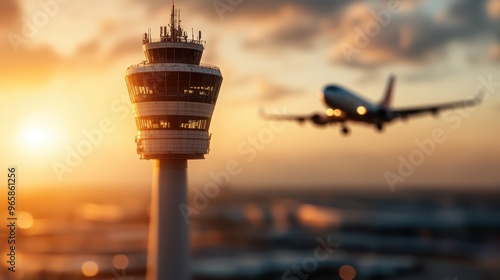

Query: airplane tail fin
[379,74,396,108]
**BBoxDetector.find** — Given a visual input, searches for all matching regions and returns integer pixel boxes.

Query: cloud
[488,0,500,19]
[199,0,500,67]
[330,14,442,66]
[0,35,142,89]
[0,1,62,88]
[126,0,491,66]
[188,0,356,21]
[257,80,303,101]
[0,0,21,28]
[0,53,59,88]
[0,39,60,88]
[125,0,357,22]
[119,0,500,70]
[0,0,142,89]
[2,0,498,91]
[128,0,168,15]
[242,6,322,51]
[104,36,142,62]
[328,0,499,67]
[50,35,143,78]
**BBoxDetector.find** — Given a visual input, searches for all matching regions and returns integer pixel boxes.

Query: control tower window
[127,72,222,104]
[146,47,203,64]
[136,116,211,131]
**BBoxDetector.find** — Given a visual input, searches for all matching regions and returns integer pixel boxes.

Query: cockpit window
[325,85,341,92]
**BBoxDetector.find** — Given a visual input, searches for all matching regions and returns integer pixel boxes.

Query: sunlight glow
[20,125,49,148]
[78,203,124,222]
[17,116,66,155]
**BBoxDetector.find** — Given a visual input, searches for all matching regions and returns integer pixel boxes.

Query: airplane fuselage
[322,85,391,124]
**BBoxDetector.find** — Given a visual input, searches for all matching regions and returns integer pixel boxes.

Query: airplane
[261,75,482,135]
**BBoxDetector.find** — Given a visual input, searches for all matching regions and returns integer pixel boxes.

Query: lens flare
[82,261,99,277]
[113,254,129,270]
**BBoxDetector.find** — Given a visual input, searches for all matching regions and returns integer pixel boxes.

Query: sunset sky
[1,0,499,191]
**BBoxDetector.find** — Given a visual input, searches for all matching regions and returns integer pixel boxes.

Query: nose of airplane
[322,85,339,102]
[324,85,341,93]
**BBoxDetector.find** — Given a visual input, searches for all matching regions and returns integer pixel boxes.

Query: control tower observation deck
[125,4,223,160]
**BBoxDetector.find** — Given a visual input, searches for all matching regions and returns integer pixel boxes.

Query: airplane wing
[260,109,345,126]
[391,95,482,120]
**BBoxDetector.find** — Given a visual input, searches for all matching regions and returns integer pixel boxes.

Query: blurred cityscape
[1,186,499,280]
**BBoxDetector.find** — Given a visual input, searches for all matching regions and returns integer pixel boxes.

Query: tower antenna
[170,0,176,41]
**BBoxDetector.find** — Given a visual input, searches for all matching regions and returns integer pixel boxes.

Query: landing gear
[376,123,384,132]
[341,125,350,135]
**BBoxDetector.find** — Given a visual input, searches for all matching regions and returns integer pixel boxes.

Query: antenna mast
[169,0,182,41]
[170,0,175,41]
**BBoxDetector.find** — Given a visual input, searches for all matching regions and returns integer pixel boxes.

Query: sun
[20,125,49,148]
[17,117,65,153]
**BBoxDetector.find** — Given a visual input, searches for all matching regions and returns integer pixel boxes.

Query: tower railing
[127,62,221,72]
[144,37,206,46]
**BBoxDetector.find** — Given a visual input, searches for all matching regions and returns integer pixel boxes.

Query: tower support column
[147,159,190,280]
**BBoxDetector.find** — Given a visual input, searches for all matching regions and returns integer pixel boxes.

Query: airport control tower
[125,2,223,279]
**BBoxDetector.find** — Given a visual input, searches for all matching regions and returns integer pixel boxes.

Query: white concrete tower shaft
[147,159,189,280]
